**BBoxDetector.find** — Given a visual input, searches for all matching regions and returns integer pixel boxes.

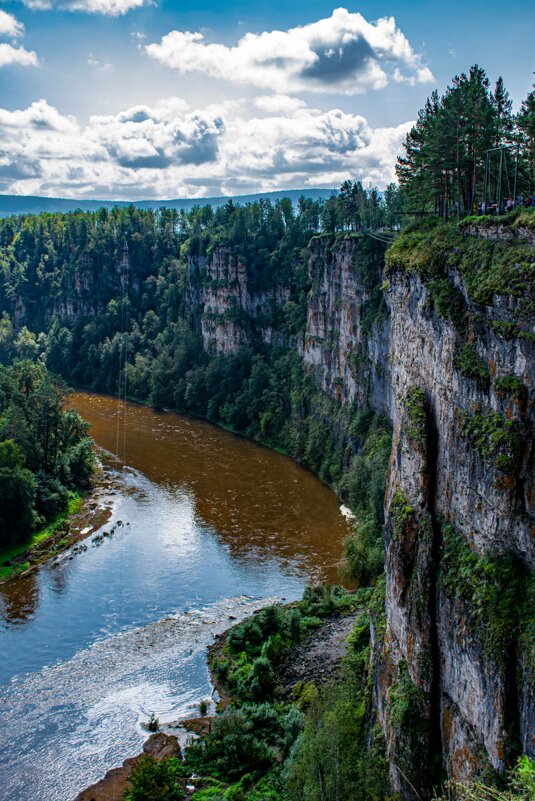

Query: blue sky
[0,0,533,199]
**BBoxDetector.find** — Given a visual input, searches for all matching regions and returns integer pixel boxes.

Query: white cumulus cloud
[0,10,24,38]
[254,95,307,115]
[0,10,38,68]
[146,7,434,95]
[0,43,39,67]
[0,96,412,199]
[21,0,151,15]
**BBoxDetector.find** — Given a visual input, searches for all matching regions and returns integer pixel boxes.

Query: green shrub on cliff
[389,490,416,541]
[440,525,530,667]
[404,386,427,451]
[494,374,527,403]
[455,343,491,389]
[386,660,432,792]
[458,406,523,473]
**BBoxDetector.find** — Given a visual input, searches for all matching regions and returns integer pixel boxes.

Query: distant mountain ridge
[0,188,336,217]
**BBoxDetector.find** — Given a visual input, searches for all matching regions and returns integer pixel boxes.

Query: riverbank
[74,590,360,801]
[0,455,117,584]
[74,732,183,801]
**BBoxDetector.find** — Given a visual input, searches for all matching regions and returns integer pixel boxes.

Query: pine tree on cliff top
[517,84,535,193]
[395,65,528,218]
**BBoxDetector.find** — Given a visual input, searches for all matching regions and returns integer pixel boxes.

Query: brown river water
[0,392,350,801]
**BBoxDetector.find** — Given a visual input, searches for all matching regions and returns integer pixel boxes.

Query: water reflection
[0,572,38,625]
[71,392,348,582]
[0,392,350,801]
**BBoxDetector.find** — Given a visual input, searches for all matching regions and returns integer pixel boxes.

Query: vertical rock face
[188,247,291,355]
[380,238,535,795]
[387,270,534,566]
[303,236,390,413]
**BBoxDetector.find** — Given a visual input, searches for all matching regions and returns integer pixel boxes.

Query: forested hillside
[0,66,533,801]
[0,361,94,550]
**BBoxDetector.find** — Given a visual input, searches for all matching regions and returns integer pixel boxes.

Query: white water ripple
[0,595,279,801]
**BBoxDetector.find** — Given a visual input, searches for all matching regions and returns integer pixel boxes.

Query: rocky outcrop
[303,236,390,413]
[188,247,292,354]
[186,226,534,796]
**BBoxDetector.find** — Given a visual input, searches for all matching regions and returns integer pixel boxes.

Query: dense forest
[0,361,94,547]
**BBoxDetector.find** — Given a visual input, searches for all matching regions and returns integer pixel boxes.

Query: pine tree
[397,66,502,217]
[517,84,535,194]
[493,76,514,144]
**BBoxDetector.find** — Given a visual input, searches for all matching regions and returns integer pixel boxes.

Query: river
[0,392,350,801]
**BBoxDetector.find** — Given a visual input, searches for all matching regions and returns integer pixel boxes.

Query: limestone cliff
[380,221,534,797]
[303,236,390,414]
[187,246,292,354]
[186,221,535,796]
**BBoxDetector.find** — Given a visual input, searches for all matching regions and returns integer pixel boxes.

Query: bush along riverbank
[115,584,392,801]
[0,458,118,583]
[0,360,102,580]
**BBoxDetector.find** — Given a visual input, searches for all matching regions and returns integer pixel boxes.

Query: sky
[0,0,533,200]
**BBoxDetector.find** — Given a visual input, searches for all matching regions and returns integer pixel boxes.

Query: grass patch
[0,491,83,579]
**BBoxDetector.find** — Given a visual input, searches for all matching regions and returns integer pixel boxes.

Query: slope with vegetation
[0,66,533,801]
[0,361,95,577]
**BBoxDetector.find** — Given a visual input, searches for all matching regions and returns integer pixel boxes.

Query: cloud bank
[0,95,412,199]
[146,8,434,95]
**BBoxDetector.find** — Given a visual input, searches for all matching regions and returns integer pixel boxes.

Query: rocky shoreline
[74,732,183,801]
[73,605,358,801]
[0,455,119,585]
